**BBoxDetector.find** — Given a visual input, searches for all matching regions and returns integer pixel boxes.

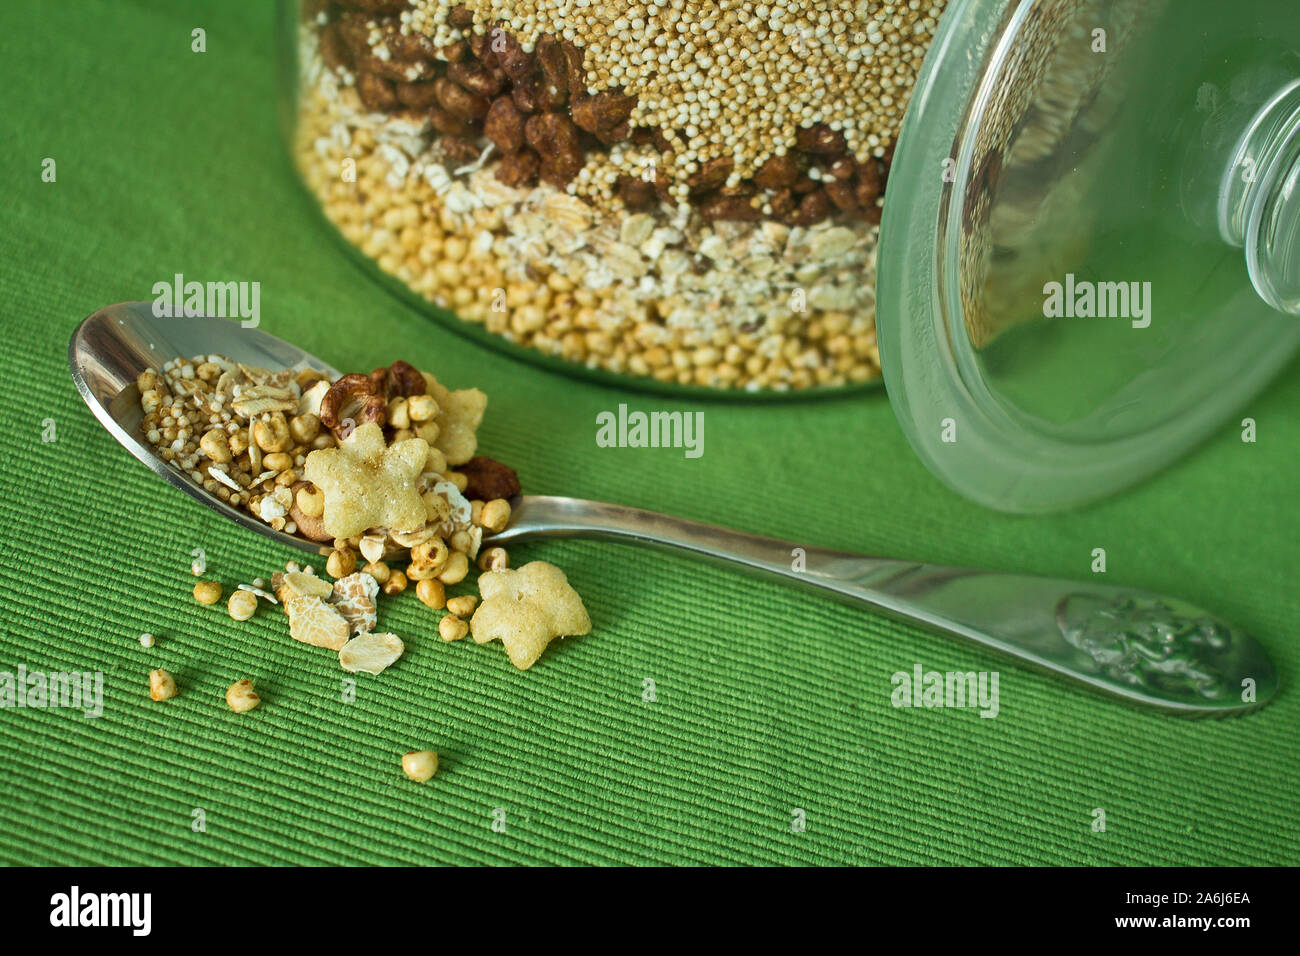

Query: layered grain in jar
[292,1,946,391]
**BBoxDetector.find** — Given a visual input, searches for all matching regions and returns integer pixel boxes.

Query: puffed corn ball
[477,547,509,572]
[402,749,439,782]
[416,578,445,609]
[253,414,291,453]
[200,429,231,464]
[149,668,178,701]
[446,595,477,617]
[326,548,357,579]
[388,396,411,430]
[264,451,293,472]
[437,551,469,585]
[289,413,320,444]
[193,580,223,605]
[439,615,469,642]
[409,536,449,577]
[406,394,437,423]
[296,485,325,518]
[478,499,511,534]
[226,679,261,713]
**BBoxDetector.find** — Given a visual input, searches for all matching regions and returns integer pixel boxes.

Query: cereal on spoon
[139,353,590,671]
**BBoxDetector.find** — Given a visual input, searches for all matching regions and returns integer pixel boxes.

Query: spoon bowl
[70,301,339,553]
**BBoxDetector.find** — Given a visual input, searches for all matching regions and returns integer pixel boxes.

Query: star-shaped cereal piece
[470,561,591,670]
[331,571,379,634]
[286,594,351,650]
[422,372,486,466]
[303,422,428,539]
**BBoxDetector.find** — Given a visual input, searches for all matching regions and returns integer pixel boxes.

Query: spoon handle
[498,496,1274,715]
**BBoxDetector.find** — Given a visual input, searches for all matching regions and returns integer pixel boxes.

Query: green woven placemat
[0,0,1296,866]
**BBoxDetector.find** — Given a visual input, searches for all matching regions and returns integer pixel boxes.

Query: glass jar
[877,0,1300,510]
[280,0,1300,510]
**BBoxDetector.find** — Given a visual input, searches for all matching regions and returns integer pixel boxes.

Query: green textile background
[0,0,1296,866]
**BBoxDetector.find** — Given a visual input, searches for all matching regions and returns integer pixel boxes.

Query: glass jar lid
[877,0,1300,512]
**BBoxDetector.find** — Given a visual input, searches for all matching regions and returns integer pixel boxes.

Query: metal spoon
[70,302,1277,716]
